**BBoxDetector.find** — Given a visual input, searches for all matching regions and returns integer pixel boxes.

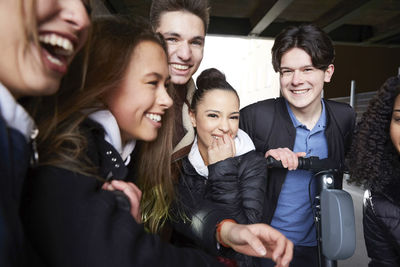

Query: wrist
[216,219,236,248]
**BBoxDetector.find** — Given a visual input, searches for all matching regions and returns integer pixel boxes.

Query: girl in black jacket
[0,1,90,265]
[172,68,271,266]
[348,75,400,266]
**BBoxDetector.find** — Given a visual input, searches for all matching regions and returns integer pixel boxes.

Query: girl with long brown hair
[22,16,228,266]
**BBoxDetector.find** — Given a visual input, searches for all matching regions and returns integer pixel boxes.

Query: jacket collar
[88,109,136,164]
[172,78,196,157]
[83,118,129,181]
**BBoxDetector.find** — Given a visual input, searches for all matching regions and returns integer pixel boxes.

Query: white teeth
[146,113,162,122]
[39,33,74,56]
[171,64,189,70]
[46,54,63,66]
[292,89,309,94]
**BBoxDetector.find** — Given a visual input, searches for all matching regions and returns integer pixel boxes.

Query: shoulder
[324,99,356,120]
[324,99,356,134]
[325,99,353,110]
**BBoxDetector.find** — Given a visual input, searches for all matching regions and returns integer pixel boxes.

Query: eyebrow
[145,72,170,82]
[393,109,400,112]
[162,32,204,42]
[280,64,314,70]
[162,32,181,37]
[205,110,240,115]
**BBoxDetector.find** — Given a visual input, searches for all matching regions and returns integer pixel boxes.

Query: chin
[171,76,191,85]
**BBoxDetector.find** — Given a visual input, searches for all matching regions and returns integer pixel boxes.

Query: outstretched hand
[219,221,293,267]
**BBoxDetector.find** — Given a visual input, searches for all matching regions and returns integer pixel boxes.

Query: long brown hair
[37,16,175,233]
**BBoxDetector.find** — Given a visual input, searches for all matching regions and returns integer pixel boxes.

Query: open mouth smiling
[39,33,75,69]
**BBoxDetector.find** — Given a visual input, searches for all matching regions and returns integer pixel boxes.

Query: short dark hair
[191,68,239,111]
[150,0,210,33]
[271,24,335,72]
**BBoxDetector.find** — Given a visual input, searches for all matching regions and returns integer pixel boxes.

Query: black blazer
[22,119,223,267]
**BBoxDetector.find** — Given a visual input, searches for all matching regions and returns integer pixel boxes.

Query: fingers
[239,229,267,256]
[109,180,142,223]
[254,224,293,267]
[102,182,114,191]
[265,148,306,170]
[267,229,293,267]
[208,134,236,164]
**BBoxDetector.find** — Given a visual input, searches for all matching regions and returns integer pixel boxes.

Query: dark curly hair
[347,76,400,193]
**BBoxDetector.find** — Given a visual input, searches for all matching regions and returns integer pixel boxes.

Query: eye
[230,115,239,120]
[207,113,218,118]
[392,116,400,122]
[165,37,178,43]
[147,80,158,86]
[191,39,204,46]
[280,69,292,76]
[304,67,314,72]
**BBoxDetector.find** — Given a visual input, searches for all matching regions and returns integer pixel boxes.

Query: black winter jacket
[239,97,356,223]
[22,119,223,267]
[364,189,400,266]
[171,151,267,266]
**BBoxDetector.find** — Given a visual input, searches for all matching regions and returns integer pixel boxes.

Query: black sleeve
[363,195,400,267]
[206,151,267,224]
[22,166,223,267]
[170,172,234,256]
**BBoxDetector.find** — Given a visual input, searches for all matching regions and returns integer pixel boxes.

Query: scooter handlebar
[266,156,340,172]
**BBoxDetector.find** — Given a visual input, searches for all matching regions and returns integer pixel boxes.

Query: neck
[174,83,188,102]
[290,100,322,130]
[198,143,209,166]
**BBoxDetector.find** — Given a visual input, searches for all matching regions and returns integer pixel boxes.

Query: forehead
[198,89,239,109]
[157,10,205,37]
[129,41,168,75]
[280,47,312,68]
[393,94,400,109]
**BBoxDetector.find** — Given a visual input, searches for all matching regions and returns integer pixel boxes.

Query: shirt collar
[0,82,36,142]
[285,99,327,130]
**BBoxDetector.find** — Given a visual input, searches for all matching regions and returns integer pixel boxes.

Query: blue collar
[285,99,327,130]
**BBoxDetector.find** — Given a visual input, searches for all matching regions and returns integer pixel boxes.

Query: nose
[291,70,304,86]
[176,42,192,61]
[60,0,90,32]
[218,118,230,133]
[157,87,173,110]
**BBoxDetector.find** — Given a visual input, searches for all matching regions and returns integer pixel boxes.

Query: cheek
[390,123,400,146]
[196,119,213,142]
[231,122,239,136]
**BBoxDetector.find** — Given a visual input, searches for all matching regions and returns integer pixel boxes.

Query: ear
[189,109,196,127]
[324,64,334,83]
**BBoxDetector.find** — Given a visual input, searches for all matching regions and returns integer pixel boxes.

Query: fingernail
[257,247,266,256]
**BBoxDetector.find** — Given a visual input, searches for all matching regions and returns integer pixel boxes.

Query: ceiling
[102,0,400,47]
